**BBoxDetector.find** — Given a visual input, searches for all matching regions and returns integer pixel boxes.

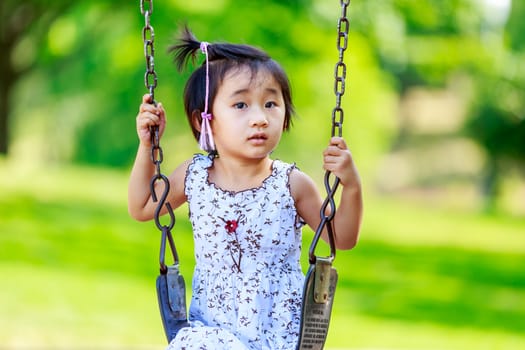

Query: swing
[140,0,189,342]
[296,3,351,349]
[138,0,351,347]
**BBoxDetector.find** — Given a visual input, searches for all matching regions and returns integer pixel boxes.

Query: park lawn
[1,163,524,349]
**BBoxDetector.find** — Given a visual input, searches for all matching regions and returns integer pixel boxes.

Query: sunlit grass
[0,264,163,347]
[1,162,524,349]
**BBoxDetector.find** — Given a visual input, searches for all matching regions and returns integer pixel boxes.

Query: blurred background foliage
[1,0,524,210]
[1,0,524,349]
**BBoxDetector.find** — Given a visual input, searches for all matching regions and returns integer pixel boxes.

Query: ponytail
[169,26,201,72]
[168,25,270,72]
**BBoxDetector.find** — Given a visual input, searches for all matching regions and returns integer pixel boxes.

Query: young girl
[128,27,362,350]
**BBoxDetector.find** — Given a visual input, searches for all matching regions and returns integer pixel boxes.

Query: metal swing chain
[140,0,178,273]
[309,0,350,264]
[141,0,157,101]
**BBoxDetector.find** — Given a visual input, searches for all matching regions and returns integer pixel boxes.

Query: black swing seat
[296,257,338,350]
[157,263,190,342]
[157,257,337,348]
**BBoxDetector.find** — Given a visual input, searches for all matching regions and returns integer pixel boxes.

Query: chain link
[309,0,351,264]
[141,0,157,102]
[140,0,177,271]
[332,0,350,138]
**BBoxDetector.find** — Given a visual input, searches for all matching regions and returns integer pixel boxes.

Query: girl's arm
[128,94,188,221]
[291,136,363,250]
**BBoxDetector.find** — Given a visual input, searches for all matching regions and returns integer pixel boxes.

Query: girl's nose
[251,109,269,127]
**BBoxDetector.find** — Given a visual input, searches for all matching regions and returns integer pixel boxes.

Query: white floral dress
[166,154,304,350]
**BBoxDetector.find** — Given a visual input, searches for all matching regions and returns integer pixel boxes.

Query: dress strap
[184,154,213,198]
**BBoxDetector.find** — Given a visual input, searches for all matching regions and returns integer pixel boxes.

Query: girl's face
[211,66,286,161]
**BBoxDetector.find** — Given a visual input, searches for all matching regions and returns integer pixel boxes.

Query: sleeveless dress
[166,154,304,350]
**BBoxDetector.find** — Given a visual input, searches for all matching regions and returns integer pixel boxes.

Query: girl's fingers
[322,137,360,187]
[323,137,349,156]
[329,136,348,149]
[139,104,160,116]
[323,146,340,157]
[137,112,160,128]
[323,155,341,164]
[136,96,166,145]
[142,93,153,104]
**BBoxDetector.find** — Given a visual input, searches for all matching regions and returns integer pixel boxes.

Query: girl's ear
[191,109,202,132]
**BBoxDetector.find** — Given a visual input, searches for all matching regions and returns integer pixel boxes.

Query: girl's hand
[323,136,360,187]
[136,94,166,147]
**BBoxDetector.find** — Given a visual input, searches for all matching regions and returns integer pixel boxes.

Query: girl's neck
[209,156,274,192]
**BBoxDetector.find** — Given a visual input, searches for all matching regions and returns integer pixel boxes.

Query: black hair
[168,26,295,145]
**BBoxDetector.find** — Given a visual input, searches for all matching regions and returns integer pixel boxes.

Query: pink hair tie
[198,41,215,152]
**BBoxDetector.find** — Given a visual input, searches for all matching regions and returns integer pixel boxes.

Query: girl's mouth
[248,133,268,141]
[248,133,268,145]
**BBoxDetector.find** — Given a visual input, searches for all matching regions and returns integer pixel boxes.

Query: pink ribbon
[199,42,215,152]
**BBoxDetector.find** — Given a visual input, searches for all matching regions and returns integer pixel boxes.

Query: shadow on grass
[2,193,524,336]
[0,194,195,280]
[339,239,525,334]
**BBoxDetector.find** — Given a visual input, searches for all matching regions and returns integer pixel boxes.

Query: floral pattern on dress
[166,154,304,350]
[219,215,245,273]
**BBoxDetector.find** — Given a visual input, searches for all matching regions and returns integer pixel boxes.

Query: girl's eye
[234,102,247,109]
[265,101,277,108]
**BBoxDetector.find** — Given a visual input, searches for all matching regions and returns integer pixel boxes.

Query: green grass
[1,163,524,349]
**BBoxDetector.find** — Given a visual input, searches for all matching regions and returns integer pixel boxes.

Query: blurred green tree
[463,0,525,209]
[0,0,72,154]
[3,0,523,212]
[353,0,523,208]
[506,0,525,51]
